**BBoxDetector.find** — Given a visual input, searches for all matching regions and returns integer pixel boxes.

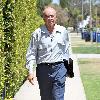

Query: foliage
[60,0,89,26]
[2,0,16,98]
[60,0,70,8]
[0,0,44,99]
[36,0,52,16]
[77,15,83,21]
[0,1,5,99]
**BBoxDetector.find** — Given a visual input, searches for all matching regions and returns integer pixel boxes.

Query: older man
[26,6,71,100]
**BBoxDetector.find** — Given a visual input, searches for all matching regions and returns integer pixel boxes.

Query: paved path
[64,54,86,100]
[14,54,86,100]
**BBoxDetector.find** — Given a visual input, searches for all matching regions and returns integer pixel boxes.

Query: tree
[60,0,70,8]
[60,0,81,26]
[36,0,52,16]
[48,4,69,27]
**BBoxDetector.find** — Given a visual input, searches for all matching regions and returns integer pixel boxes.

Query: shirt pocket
[38,42,47,50]
[38,36,49,50]
[56,34,65,45]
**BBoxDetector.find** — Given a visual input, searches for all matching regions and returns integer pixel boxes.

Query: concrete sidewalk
[14,54,86,100]
[64,54,86,100]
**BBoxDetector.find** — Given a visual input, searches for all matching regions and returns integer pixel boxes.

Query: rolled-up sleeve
[26,32,38,74]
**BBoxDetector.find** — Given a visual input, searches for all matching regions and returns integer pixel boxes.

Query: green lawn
[78,59,100,100]
[72,46,100,54]
[71,32,100,54]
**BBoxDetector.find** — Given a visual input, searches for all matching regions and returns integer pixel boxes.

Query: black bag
[63,58,74,78]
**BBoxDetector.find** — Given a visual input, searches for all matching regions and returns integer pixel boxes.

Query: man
[26,6,72,100]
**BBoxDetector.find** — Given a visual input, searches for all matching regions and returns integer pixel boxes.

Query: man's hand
[27,74,34,85]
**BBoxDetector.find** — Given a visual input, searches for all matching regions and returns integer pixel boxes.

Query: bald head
[43,6,56,17]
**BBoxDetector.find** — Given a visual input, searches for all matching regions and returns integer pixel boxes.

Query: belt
[38,61,63,67]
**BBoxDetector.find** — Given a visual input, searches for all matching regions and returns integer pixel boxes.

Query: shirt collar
[54,24,61,34]
[41,24,61,35]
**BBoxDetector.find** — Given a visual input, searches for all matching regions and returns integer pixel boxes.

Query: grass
[78,58,100,100]
[71,33,100,100]
[72,46,100,54]
[70,32,100,54]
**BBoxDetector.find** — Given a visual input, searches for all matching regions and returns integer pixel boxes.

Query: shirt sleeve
[64,29,72,59]
[26,32,38,74]
[67,31,72,58]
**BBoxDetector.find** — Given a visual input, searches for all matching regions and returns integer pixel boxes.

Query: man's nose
[48,15,53,19]
[48,17,52,19]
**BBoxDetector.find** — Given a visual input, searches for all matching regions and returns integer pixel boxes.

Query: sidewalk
[14,54,86,100]
[64,54,86,100]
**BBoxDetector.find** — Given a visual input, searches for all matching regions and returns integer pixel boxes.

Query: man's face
[43,7,57,28]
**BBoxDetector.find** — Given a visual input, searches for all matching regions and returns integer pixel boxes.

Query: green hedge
[0,1,5,99]
[0,0,44,99]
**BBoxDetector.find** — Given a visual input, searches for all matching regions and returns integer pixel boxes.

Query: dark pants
[36,62,67,100]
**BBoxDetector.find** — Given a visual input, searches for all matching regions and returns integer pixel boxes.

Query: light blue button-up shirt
[26,24,72,74]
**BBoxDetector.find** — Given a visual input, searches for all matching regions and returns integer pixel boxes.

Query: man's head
[43,6,57,32]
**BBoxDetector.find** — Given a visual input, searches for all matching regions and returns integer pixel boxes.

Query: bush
[0,0,44,99]
[0,1,5,99]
